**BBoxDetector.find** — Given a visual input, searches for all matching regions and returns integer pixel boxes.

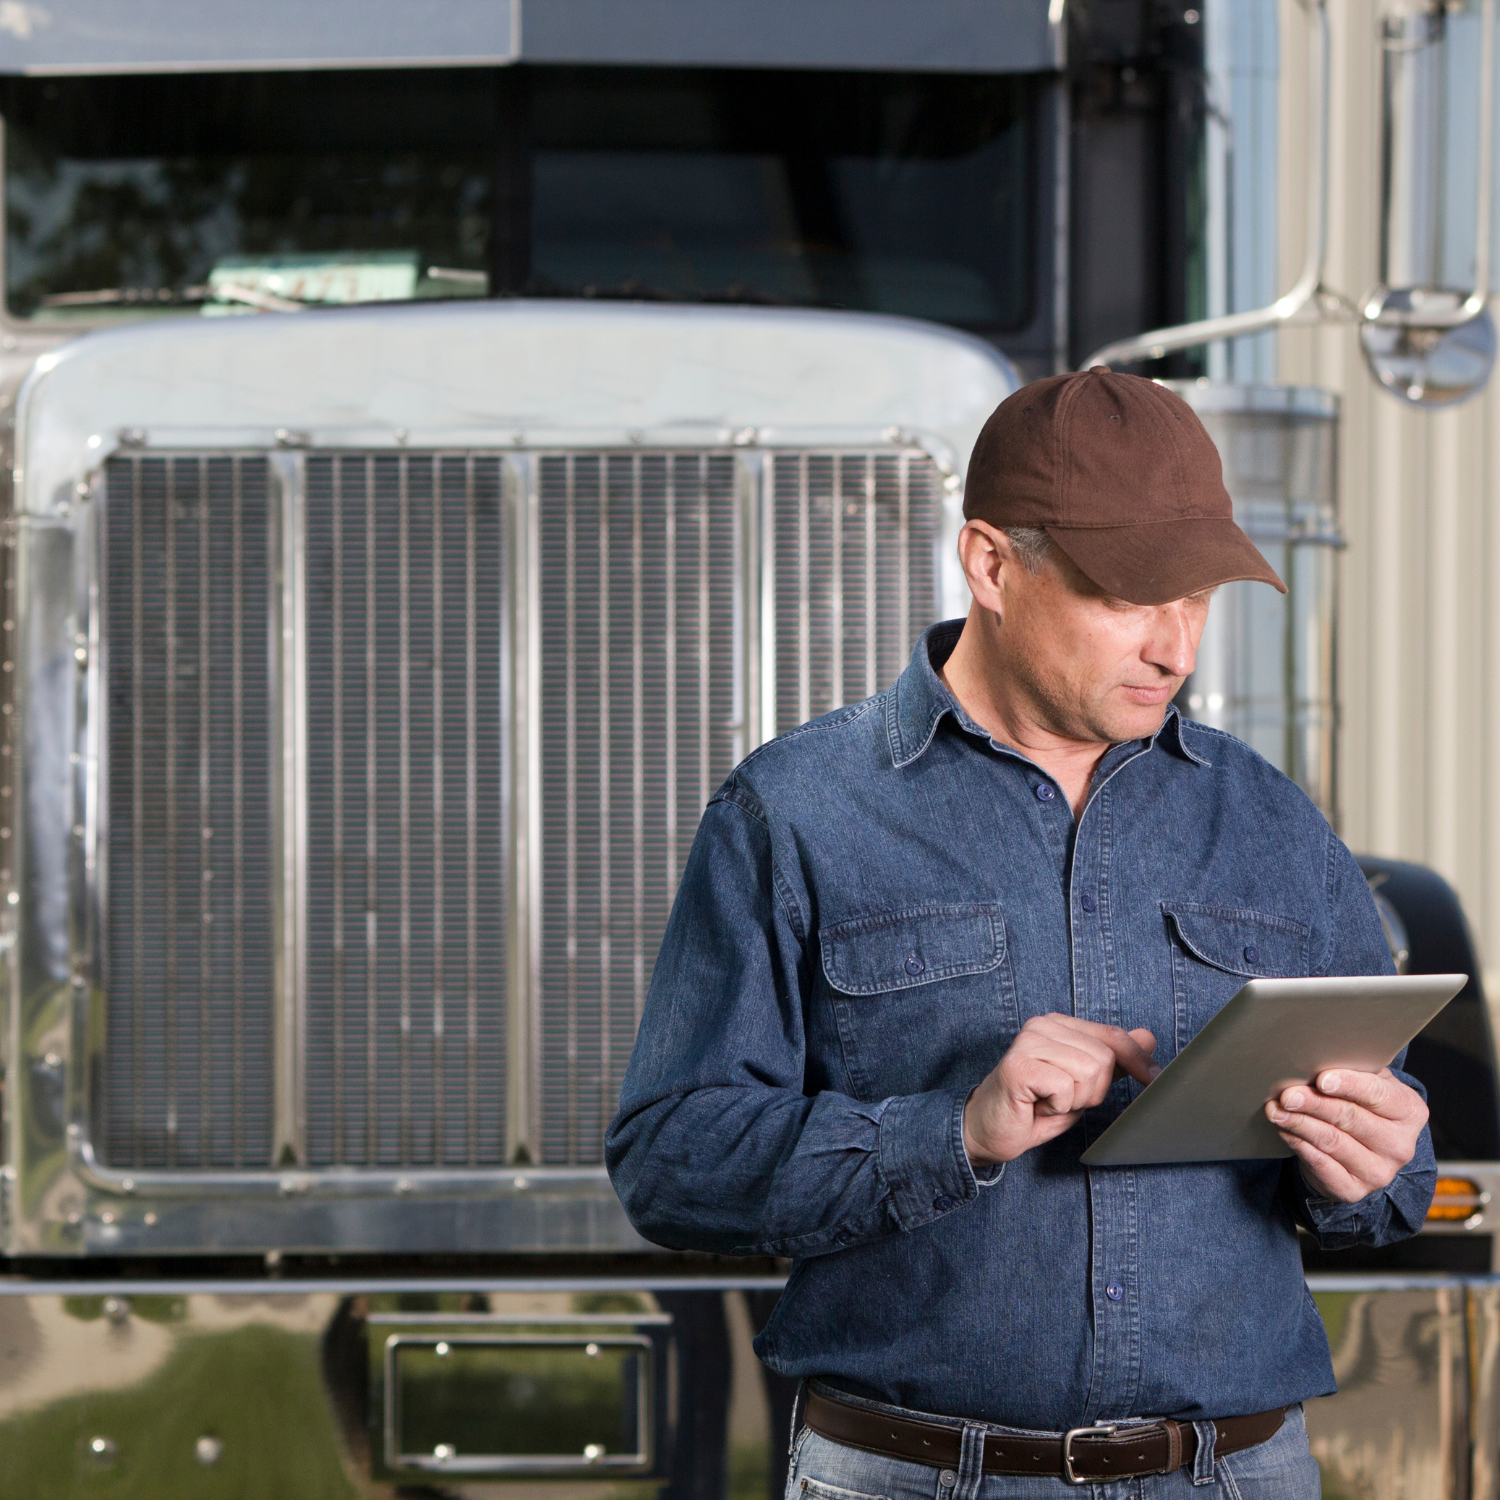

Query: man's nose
[1145,604,1199,679]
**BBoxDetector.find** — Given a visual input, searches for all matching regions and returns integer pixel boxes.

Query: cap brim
[1044,517,1286,606]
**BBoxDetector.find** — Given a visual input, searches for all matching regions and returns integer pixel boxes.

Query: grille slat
[772,451,939,734]
[98,445,940,1181]
[305,453,508,1168]
[104,454,274,1169]
[536,453,740,1166]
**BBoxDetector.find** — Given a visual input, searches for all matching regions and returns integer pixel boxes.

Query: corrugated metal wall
[1276,1,1500,997]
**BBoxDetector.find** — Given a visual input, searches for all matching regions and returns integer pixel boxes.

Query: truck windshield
[0,65,1035,334]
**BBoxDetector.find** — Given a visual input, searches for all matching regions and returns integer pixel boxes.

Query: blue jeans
[786,1405,1321,1500]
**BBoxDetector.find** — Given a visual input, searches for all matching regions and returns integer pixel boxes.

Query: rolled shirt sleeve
[605,787,993,1257]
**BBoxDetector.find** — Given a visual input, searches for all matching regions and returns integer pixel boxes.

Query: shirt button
[1243,945,1260,965]
[1105,1282,1124,1302]
[1080,892,1097,913]
[933,1194,957,1213]
[1035,783,1057,803]
[905,953,926,976]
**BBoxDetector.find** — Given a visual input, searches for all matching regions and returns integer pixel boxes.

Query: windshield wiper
[40,282,307,313]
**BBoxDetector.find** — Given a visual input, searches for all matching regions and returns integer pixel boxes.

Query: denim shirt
[606,621,1436,1429]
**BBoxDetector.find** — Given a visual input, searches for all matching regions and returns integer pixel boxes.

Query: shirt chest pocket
[818,902,1016,1100]
[1161,900,1313,1055]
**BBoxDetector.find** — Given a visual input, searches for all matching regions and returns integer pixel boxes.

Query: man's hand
[963,1014,1160,1167]
[1265,1068,1429,1204]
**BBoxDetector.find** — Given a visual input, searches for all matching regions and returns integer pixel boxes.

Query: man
[606,370,1435,1497]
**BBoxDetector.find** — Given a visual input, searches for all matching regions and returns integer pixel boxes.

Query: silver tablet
[1079,973,1467,1166]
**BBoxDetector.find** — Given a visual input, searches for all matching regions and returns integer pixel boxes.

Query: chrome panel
[1473,1282,1500,1500]
[0,1284,705,1499]
[9,436,953,1251]
[1167,385,1342,820]
[1306,1278,1470,1500]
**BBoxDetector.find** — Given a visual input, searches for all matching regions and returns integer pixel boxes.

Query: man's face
[986,535,1213,745]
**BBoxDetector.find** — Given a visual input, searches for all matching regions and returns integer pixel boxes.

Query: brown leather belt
[804,1388,1286,1485]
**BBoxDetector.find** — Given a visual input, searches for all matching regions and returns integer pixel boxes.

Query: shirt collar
[885,619,1213,770]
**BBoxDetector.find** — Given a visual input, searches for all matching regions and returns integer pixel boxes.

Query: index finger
[1109,1027,1161,1087]
[1027,1015,1160,1084]
[1311,1067,1409,1120]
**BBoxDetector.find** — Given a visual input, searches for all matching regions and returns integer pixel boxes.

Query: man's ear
[957,520,1015,615]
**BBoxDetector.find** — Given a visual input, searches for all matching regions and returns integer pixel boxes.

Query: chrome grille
[92,443,944,1188]
[772,452,941,733]
[536,453,739,1165]
[101,454,275,1168]
[304,454,508,1167]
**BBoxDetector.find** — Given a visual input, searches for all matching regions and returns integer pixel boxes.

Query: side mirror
[1360,3,1498,407]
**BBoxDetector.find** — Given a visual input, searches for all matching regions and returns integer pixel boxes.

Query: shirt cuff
[877,1088,989,1231]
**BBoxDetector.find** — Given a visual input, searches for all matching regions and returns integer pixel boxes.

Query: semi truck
[0,2,1496,1497]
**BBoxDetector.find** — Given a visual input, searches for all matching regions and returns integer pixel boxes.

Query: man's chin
[1095,699,1173,744]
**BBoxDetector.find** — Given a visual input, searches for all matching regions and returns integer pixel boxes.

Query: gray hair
[1002,526,1056,575]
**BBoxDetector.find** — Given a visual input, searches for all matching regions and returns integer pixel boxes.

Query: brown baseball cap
[963,368,1285,606]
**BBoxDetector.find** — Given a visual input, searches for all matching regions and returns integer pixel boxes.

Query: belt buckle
[1061,1423,1120,1485]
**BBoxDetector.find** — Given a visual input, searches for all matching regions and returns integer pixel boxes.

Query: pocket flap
[1162,900,1311,978]
[820,903,1005,995]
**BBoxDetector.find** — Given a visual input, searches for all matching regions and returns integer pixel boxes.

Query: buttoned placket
[961,721,1159,1423]
[1069,740,1156,1424]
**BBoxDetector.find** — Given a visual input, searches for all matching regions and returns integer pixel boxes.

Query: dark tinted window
[1,66,1035,333]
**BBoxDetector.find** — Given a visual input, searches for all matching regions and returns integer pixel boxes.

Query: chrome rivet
[583,1443,605,1463]
[120,1179,135,1194]
[585,1342,600,1357]
[99,1211,116,1226]
[6,892,17,905]
[143,1212,158,1227]
[73,646,87,665]
[195,1435,223,1466]
[393,428,409,446]
[435,1341,451,1357]
[433,1443,456,1461]
[101,1296,129,1323]
[88,1436,117,1465]
[513,1176,529,1190]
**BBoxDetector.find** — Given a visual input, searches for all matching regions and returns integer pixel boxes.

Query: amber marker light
[1426,1177,1488,1224]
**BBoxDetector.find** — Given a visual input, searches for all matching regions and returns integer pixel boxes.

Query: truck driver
[606,369,1436,1498]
